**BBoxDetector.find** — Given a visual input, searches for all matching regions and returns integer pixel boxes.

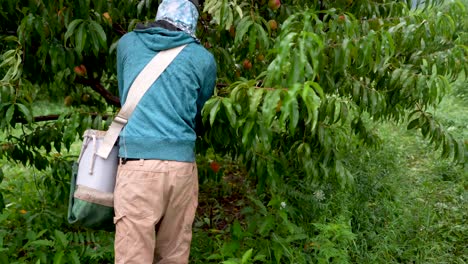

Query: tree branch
[32,113,111,123]
[76,77,121,107]
[30,82,233,123]
[112,23,127,36]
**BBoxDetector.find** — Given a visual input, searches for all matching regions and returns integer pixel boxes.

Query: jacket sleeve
[195,54,217,136]
[116,36,127,103]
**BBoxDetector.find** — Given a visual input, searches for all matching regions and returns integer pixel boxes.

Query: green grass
[346,122,467,263]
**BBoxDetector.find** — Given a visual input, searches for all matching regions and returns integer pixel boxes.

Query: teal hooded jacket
[116,26,217,162]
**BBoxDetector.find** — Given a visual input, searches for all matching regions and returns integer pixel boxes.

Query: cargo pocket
[113,215,126,264]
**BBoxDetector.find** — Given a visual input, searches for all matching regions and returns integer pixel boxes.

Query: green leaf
[0,194,4,213]
[16,103,32,123]
[64,19,83,43]
[53,250,64,264]
[253,254,267,261]
[241,120,255,146]
[54,230,68,249]
[0,168,3,184]
[206,253,223,260]
[249,88,264,117]
[90,20,107,49]
[258,214,275,235]
[209,98,221,126]
[75,22,87,53]
[5,105,15,127]
[290,98,300,135]
[222,260,239,264]
[307,81,325,99]
[222,98,237,128]
[301,82,320,127]
[241,248,253,264]
[340,102,349,125]
[455,139,465,164]
[261,89,282,125]
[232,220,243,240]
[255,22,269,49]
[235,17,253,44]
[30,239,54,247]
[407,118,420,130]
[89,30,100,56]
[248,25,258,54]
[69,250,80,264]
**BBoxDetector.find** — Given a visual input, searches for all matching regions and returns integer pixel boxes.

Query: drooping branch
[76,77,121,107]
[32,113,111,123]
[33,114,60,122]
[31,82,231,122]
[112,23,127,36]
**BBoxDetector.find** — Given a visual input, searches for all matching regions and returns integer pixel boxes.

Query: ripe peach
[268,0,281,11]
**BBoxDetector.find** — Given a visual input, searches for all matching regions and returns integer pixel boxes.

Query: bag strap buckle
[113,116,128,125]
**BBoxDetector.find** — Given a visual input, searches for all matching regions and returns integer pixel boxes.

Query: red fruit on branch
[243,59,252,70]
[268,0,281,11]
[74,64,87,76]
[103,12,112,24]
[210,161,221,173]
[268,19,278,30]
[229,25,236,38]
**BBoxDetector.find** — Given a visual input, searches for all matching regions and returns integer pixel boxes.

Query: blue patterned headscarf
[156,0,199,39]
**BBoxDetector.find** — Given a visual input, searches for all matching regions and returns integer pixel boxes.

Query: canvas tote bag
[68,45,187,230]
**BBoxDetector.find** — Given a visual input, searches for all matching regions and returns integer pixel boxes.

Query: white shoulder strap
[96,44,187,159]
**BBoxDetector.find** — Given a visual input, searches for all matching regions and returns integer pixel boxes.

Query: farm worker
[113,0,216,263]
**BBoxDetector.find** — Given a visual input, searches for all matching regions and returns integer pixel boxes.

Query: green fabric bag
[67,163,114,231]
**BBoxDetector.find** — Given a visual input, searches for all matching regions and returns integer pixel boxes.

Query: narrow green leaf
[75,22,87,52]
[222,260,238,264]
[209,98,221,126]
[340,102,349,125]
[255,23,269,49]
[235,17,253,44]
[453,138,464,164]
[261,89,281,125]
[241,248,253,264]
[407,118,420,130]
[16,103,32,123]
[54,230,68,249]
[5,105,15,126]
[307,81,324,99]
[90,20,107,49]
[64,19,83,43]
[222,98,237,128]
[30,239,54,247]
[248,25,258,54]
[242,120,255,146]
[0,194,4,213]
[53,250,64,264]
[288,96,299,135]
[232,220,243,240]
[249,88,264,117]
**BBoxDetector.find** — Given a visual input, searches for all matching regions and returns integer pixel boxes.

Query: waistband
[120,158,142,165]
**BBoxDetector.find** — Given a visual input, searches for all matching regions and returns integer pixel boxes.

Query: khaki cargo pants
[113,159,198,264]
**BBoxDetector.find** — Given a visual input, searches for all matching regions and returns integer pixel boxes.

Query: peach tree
[0,0,466,198]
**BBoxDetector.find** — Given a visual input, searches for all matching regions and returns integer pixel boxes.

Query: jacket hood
[133,26,196,51]
[156,0,199,39]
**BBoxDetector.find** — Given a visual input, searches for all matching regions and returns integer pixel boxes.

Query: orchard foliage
[0,0,467,191]
[201,0,467,188]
